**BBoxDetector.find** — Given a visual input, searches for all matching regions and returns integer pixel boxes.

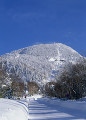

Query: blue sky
[0,0,86,55]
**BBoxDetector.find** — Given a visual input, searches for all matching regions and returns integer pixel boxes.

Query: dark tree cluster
[27,82,39,95]
[0,68,10,98]
[0,65,25,98]
[45,82,56,97]
[45,62,86,100]
[11,80,24,98]
[0,63,41,98]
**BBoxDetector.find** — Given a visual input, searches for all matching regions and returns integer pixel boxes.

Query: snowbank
[30,94,42,100]
[0,98,29,120]
[26,94,42,101]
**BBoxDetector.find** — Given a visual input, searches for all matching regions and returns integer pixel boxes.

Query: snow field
[0,98,29,120]
[38,97,86,111]
[0,96,86,120]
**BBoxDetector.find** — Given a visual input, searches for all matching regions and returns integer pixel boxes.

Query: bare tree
[55,62,86,99]
[27,82,39,95]
[45,82,56,97]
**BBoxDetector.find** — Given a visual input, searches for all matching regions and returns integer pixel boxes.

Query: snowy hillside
[0,43,83,86]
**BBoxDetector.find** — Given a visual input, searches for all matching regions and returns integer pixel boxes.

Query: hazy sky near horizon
[0,0,86,55]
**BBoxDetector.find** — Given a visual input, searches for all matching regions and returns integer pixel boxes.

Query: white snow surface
[0,98,29,120]
[0,96,86,120]
[28,97,86,120]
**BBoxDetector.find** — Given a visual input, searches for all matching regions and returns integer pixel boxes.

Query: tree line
[0,64,40,98]
[45,60,86,99]
[0,59,86,100]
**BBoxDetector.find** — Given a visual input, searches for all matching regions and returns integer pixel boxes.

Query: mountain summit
[0,43,83,86]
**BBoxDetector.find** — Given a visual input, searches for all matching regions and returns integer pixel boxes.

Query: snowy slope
[0,43,83,86]
[0,98,29,120]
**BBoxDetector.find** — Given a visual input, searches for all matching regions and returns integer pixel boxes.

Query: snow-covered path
[0,98,86,120]
[28,99,86,120]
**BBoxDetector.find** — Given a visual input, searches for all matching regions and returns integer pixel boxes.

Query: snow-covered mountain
[0,43,83,86]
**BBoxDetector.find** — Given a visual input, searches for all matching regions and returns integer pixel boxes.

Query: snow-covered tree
[55,62,86,99]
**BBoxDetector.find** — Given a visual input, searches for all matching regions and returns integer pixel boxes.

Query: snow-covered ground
[0,98,29,120]
[0,96,86,120]
[28,96,86,120]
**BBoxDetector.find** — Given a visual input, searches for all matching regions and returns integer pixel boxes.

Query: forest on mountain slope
[0,58,86,100]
